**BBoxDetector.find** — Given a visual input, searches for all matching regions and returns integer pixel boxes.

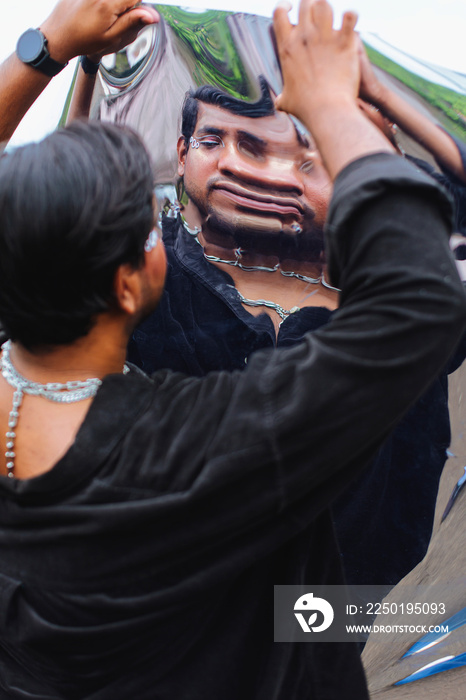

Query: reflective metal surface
[75,3,465,299]
[82,7,466,355]
[85,5,465,188]
[93,7,283,188]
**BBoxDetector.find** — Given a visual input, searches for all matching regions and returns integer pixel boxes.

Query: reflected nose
[217,146,304,195]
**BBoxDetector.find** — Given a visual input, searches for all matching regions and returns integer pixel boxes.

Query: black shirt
[1,154,464,699]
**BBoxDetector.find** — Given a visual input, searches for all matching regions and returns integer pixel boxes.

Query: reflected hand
[40,0,159,65]
[273,0,359,127]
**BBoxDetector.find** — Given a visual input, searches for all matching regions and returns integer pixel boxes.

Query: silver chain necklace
[231,287,301,322]
[182,219,339,290]
[0,340,128,479]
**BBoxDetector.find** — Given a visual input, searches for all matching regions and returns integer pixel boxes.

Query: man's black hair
[0,121,155,350]
[181,77,275,145]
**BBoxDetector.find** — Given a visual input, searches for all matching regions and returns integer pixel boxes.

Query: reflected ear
[177,136,188,177]
[113,263,142,315]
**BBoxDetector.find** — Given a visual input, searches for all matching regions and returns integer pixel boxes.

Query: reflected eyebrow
[236,130,268,149]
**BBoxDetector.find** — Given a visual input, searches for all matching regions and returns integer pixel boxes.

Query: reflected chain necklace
[182,219,339,290]
[0,340,128,479]
[231,287,301,321]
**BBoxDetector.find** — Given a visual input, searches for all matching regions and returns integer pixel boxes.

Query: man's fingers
[123,6,160,26]
[340,10,358,37]
[310,0,334,35]
[106,6,158,41]
[114,0,146,14]
[273,2,293,47]
[298,0,313,30]
[133,7,160,25]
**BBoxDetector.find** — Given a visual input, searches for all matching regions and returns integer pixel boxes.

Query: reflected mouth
[211,181,304,216]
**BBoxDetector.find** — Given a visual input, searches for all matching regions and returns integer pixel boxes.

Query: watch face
[17,29,45,63]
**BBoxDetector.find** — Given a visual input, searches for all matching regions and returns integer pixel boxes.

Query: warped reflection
[86,5,466,183]
[71,4,464,286]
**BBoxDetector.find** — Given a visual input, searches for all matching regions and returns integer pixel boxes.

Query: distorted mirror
[65,4,466,600]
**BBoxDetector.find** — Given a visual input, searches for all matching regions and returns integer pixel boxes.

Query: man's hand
[40,0,159,65]
[273,0,359,128]
[272,0,394,180]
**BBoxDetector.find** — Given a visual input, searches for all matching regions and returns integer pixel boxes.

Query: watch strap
[80,55,101,76]
[33,52,68,78]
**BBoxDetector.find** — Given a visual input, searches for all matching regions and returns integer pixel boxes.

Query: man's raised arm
[0,0,158,146]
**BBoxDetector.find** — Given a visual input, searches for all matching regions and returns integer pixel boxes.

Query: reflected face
[177,103,332,246]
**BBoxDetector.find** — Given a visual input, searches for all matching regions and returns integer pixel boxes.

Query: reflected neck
[180,210,326,278]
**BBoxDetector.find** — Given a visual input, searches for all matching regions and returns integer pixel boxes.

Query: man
[0,2,464,698]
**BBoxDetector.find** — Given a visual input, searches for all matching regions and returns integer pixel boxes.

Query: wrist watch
[80,55,101,76]
[16,28,68,78]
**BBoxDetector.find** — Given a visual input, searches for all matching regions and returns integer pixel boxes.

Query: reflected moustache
[210,180,306,216]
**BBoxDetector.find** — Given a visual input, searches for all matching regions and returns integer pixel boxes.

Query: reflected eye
[300,160,314,174]
[237,140,265,161]
[197,134,225,149]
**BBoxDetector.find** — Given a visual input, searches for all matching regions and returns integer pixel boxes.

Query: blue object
[395,652,466,685]
[441,465,466,522]
[403,605,466,658]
